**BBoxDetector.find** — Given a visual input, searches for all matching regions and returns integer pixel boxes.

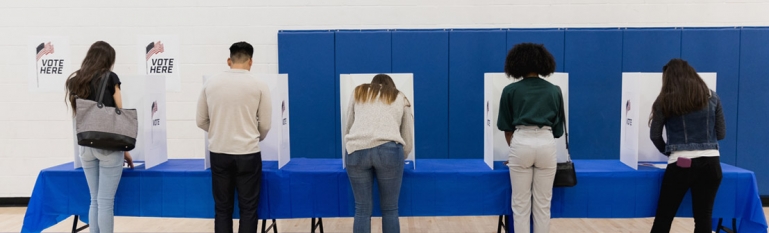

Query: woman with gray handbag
[65,41,136,233]
[497,43,565,233]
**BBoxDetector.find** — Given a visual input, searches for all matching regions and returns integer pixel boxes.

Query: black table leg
[71,215,89,233]
[312,217,324,233]
[716,218,737,233]
[497,215,509,233]
[261,219,277,233]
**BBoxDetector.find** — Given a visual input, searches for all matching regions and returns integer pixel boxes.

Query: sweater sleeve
[343,93,356,153]
[400,97,415,157]
[256,82,272,141]
[649,108,668,155]
[195,87,210,132]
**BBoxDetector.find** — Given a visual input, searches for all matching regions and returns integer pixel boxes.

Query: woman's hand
[124,151,134,169]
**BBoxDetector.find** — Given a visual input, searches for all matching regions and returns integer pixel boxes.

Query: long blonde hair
[354,74,400,104]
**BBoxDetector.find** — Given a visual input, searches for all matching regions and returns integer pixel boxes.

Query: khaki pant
[507,126,557,233]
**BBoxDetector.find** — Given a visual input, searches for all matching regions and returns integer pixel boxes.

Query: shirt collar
[226,69,249,73]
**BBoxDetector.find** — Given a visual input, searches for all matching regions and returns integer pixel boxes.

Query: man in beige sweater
[196,41,271,233]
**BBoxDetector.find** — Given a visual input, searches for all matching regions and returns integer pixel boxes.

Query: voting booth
[72,75,168,169]
[620,72,717,170]
[202,74,291,169]
[340,73,416,168]
[483,73,570,169]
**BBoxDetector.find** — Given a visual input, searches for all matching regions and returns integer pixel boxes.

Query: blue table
[22,159,767,233]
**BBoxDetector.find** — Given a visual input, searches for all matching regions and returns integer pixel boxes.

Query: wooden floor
[3,207,767,233]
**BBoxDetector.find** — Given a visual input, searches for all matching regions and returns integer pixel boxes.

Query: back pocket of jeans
[346,151,362,167]
[379,143,404,168]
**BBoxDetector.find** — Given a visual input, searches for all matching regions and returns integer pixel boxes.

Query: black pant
[651,156,722,233]
[211,152,263,233]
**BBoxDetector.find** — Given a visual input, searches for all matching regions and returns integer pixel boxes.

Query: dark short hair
[229,42,254,63]
[504,43,556,79]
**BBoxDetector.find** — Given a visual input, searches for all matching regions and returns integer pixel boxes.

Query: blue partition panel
[392,30,450,158]
[335,31,393,158]
[506,29,565,72]
[448,30,507,159]
[681,28,741,165]
[564,29,624,159]
[278,28,769,191]
[278,31,336,158]
[622,29,681,72]
[737,28,769,195]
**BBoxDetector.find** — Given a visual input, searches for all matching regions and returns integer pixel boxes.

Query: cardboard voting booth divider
[483,73,570,169]
[340,73,416,169]
[202,74,291,169]
[72,75,168,169]
[620,72,717,170]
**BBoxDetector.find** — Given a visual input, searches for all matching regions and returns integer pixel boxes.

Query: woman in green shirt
[498,43,565,233]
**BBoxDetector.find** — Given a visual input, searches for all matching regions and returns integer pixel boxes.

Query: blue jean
[80,147,124,233]
[346,142,404,233]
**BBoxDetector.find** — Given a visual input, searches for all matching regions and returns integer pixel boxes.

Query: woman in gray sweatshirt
[343,74,414,233]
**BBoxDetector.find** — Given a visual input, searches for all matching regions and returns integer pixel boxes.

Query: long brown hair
[650,59,710,122]
[354,74,401,104]
[65,41,116,115]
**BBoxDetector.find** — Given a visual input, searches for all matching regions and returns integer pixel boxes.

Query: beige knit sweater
[343,92,414,157]
[196,69,272,155]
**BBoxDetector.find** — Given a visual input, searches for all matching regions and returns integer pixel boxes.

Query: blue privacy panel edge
[392,31,450,158]
[506,29,565,72]
[278,31,336,158]
[335,31,393,158]
[564,29,623,159]
[681,28,741,165]
[737,28,769,195]
[448,30,507,159]
[622,29,681,72]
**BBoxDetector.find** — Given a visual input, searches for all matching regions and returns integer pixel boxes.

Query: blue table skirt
[22,159,767,233]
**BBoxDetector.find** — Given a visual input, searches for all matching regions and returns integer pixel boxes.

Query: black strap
[558,86,570,154]
[95,72,110,105]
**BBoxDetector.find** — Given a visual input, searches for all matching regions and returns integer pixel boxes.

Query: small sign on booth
[202,74,291,169]
[340,73,416,169]
[483,73,570,169]
[620,72,717,170]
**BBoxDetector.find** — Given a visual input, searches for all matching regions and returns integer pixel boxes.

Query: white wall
[1,0,768,197]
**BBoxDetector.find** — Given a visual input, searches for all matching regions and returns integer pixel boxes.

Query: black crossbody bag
[553,87,577,187]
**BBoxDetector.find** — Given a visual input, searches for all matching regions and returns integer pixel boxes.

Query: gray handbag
[75,72,138,151]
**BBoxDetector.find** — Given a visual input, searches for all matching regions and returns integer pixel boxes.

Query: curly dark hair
[504,43,556,79]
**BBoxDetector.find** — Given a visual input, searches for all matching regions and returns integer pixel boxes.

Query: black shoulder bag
[553,88,577,187]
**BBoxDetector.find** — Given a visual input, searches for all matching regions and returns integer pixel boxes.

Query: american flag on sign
[151,101,158,118]
[145,41,164,61]
[36,42,54,61]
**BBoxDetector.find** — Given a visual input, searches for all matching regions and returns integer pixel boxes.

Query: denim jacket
[650,90,726,155]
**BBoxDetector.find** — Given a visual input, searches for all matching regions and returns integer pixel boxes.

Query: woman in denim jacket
[649,59,726,233]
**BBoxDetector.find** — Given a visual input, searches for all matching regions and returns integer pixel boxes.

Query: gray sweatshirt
[344,92,414,157]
